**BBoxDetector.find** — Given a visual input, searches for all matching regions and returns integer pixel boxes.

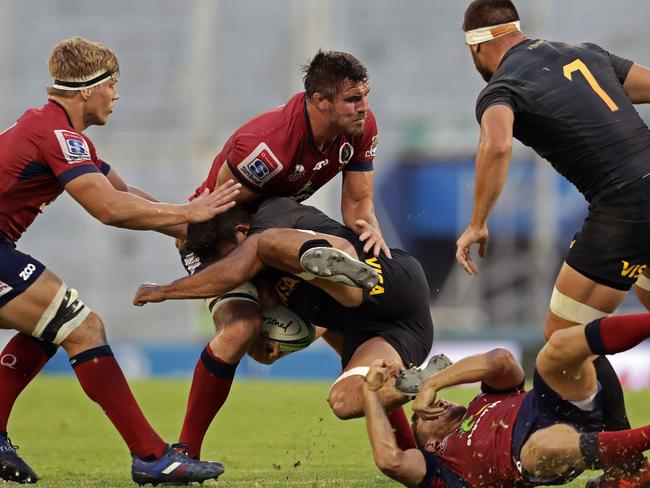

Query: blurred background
[2,0,650,383]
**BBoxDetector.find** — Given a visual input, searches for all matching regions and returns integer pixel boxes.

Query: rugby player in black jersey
[132,197,437,457]
[456,1,650,485]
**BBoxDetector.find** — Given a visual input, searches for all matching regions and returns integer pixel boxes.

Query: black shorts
[511,370,604,485]
[341,249,434,368]
[0,236,46,308]
[566,177,650,290]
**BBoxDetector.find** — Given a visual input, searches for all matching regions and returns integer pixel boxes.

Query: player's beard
[345,117,366,137]
[471,51,493,82]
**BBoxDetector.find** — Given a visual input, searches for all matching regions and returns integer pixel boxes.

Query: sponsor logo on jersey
[313,159,329,171]
[274,276,300,306]
[0,280,13,299]
[339,142,354,167]
[53,130,92,164]
[620,260,647,279]
[236,142,284,187]
[463,400,501,447]
[364,257,384,295]
[365,135,379,158]
[183,252,202,275]
[287,164,306,182]
[295,181,315,202]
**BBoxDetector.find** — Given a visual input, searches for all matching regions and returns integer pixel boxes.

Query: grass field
[7,376,650,487]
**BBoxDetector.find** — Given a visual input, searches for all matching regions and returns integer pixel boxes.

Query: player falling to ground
[172,51,419,461]
[134,197,438,455]
[0,37,239,485]
[363,314,650,487]
[454,0,650,483]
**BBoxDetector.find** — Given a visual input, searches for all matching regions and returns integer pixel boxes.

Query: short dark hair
[463,0,519,31]
[302,50,368,100]
[183,205,252,262]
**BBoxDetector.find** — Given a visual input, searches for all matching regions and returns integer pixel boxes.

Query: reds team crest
[339,142,354,168]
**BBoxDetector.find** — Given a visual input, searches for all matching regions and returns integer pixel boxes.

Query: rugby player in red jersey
[455,0,650,484]
[363,314,650,487]
[174,52,418,461]
[0,37,238,484]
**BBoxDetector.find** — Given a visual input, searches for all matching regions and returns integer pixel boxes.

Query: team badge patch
[236,143,284,187]
[339,142,354,167]
[365,135,379,158]
[53,130,92,164]
[0,281,13,299]
[287,164,306,182]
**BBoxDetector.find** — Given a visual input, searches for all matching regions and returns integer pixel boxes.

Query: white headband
[51,69,117,91]
[465,21,521,45]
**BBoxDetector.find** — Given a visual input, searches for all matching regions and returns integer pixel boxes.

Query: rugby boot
[395,354,454,396]
[0,434,38,484]
[131,444,224,486]
[299,247,379,290]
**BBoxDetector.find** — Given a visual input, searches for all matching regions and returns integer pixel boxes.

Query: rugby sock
[585,315,648,471]
[0,333,57,432]
[70,345,166,459]
[179,344,238,459]
[580,428,650,470]
[298,239,332,259]
[584,314,650,355]
[387,406,417,450]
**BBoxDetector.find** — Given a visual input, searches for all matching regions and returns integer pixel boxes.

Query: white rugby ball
[262,305,316,353]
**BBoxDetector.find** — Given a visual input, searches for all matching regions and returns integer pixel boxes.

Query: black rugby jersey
[476,39,650,202]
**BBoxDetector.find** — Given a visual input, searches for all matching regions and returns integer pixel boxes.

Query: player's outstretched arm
[104,167,188,239]
[341,171,391,259]
[133,235,265,305]
[623,63,650,103]
[363,360,426,487]
[413,348,523,420]
[456,104,513,275]
[65,172,240,230]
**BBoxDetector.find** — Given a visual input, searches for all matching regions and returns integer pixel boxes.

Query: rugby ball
[262,305,316,353]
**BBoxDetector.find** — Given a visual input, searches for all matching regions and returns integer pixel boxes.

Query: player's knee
[61,311,107,351]
[634,284,650,311]
[328,385,362,420]
[521,427,578,479]
[539,328,575,366]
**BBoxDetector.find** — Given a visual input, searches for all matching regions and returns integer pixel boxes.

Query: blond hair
[47,37,119,98]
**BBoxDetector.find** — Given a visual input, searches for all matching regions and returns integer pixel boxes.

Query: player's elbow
[93,204,124,227]
[485,348,521,379]
[481,139,512,159]
[374,449,405,479]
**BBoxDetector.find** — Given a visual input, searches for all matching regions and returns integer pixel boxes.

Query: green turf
[7,376,650,487]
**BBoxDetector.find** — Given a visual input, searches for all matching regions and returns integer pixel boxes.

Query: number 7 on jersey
[563,59,619,112]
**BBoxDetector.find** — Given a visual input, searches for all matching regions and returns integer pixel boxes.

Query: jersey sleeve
[475,81,519,123]
[39,129,102,185]
[225,133,287,192]
[346,109,378,172]
[587,43,634,84]
[248,197,302,235]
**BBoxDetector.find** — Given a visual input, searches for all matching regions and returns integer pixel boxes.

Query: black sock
[298,239,332,258]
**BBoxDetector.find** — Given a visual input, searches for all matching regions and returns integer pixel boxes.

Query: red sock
[585,314,650,355]
[388,406,417,450]
[179,345,237,459]
[71,346,166,459]
[581,427,650,469]
[0,334,57,432]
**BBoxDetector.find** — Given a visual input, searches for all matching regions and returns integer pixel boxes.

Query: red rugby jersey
[0,100,109,242]
[435,390,528,487]
[192,92,378,202]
